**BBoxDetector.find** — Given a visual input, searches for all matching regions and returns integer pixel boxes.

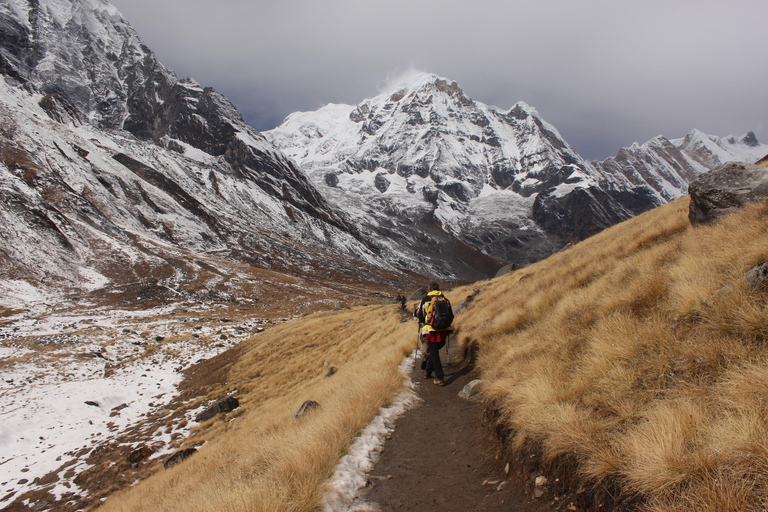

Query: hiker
[416,282,454,386]
[398,293,407,311]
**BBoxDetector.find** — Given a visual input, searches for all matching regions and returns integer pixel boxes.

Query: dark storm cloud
[111,0,767,160]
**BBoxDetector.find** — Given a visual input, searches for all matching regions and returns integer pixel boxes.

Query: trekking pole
[445,333,450,366]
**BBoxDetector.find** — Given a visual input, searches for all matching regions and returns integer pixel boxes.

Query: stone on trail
[458,379,482,401]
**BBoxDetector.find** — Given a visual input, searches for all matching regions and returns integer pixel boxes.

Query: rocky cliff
[0,0,393,307]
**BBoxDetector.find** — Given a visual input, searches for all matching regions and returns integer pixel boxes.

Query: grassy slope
[100,196,768,512]
[453,197,768,511]
[99,306,417,511]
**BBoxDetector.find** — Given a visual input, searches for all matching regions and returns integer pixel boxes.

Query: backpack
[426,295,454,330]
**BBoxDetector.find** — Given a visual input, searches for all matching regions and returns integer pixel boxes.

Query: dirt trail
[361,343,551,512]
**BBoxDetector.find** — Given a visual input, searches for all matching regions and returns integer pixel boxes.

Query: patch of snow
[322,350,420,512]
[77,267,110,291]
[0,306,258,507]
[0,280,49,308]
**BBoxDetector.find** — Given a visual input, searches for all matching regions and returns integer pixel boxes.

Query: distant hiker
[416,282,454,386]
[398,293,407,310]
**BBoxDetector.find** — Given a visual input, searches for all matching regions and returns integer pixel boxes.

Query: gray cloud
[111,0,768,160]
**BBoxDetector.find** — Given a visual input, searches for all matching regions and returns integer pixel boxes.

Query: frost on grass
[322,350,420,512]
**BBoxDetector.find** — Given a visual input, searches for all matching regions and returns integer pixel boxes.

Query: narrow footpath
[361,343,552,512]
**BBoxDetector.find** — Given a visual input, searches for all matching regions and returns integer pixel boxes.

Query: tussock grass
[99,306,415,512]
[453,197,768,511]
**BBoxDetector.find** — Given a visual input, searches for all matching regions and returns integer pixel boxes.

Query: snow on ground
[0,280,50,309]
[322,350,420,512]
[0,303,269,507]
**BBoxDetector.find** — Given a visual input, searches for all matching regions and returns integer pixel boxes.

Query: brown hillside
[97,306,417,511]
[453,196,768,511]
[93,194,768,512]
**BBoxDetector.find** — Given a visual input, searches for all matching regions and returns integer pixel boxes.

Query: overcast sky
[110,0,766,160]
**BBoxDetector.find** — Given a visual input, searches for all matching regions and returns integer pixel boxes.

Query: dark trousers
[425,340,446,380]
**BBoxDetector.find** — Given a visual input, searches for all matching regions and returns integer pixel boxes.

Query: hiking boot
[424,373,433,379]
[433,378,446,386]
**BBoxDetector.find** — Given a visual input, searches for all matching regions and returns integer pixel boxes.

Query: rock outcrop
[163,448,197,469]
[195,396,240,423]
[293,400,320,419]
[688,162,768,225]
[746,261,768,291]
[0,0,398,305]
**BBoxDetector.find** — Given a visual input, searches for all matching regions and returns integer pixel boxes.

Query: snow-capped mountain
[0,0,396,307]
[265,72,651,272]
[2,0,765,295]
[593,129,768,204]
[266,73,767,274]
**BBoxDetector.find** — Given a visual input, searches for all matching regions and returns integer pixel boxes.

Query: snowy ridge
[0,77,387,304]
[267,72,766,272]
[592,129,768,205]
[266,72,643,272]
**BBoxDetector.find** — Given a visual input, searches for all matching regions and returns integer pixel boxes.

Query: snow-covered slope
[266,73,648,274]
[0,0,398,307]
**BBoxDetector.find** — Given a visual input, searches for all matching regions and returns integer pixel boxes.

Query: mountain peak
[381,72,466,101]
[742,130,759,147]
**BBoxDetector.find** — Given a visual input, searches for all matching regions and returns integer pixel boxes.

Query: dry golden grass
[98,305,416,512]
[97,195,768,511]
[452,197,768,511]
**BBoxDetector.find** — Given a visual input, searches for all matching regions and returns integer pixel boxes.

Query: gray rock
[746,261,768,291]
[495,263,517,278]
[374,173,391,193]
[458,379,482,400]
[195,396,240,422]
[408,288,428,301]
[325,172,339,187]
[688,162,768,225]
[293,400,320,419]
[325,367,337,378]
[163,448,197,469]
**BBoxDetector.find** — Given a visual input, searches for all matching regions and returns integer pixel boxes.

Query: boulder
[293,400,320,419]
[494,263,517,278]
[163,448,197,469]
[408,288,427,301]
[458,379,482,401]
[195,396,239,422]
[688,162,768,225]
[746,261,768,291]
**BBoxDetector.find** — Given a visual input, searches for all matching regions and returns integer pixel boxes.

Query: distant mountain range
[265,73,767,273]
[1,0,766,305]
